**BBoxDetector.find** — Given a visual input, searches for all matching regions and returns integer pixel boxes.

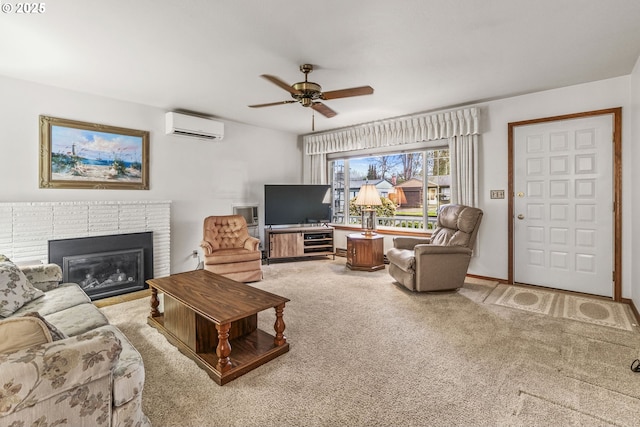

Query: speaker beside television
[264,184,332,226]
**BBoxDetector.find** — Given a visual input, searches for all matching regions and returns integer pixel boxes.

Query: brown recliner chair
[386,204,483,292]
[200,215,262,283]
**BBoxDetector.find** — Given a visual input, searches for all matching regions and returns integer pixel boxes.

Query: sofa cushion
[93,324,146,407]
[0,316,52,353]
[44,302,109,337]
[12,282,90,317]
[0,260,44,317]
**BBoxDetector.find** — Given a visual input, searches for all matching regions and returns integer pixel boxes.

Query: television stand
[265,226,335,264]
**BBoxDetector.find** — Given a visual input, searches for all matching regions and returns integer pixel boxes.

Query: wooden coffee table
[146,269,289,385]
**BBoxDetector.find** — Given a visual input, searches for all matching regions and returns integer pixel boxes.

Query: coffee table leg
[274,303,287,346]
[215,323,232,372]
[150,287,160,317]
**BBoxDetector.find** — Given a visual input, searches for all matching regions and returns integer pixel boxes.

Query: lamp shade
[355,184,382,206]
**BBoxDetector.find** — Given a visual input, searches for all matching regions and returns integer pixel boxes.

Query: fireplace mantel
[0,200,171,278]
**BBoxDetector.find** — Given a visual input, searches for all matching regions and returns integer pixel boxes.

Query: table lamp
[354,183,382,236]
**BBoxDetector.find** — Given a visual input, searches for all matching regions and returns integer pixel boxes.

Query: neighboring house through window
[329,148,450,230]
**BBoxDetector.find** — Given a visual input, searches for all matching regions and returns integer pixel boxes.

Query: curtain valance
[304,107,479,155]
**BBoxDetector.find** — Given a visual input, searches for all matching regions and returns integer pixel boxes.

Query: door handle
[517,214,525,220]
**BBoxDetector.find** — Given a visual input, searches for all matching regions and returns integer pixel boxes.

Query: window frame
[327,140,450,233]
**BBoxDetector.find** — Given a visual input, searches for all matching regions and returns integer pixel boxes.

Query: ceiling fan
[248,64,374,130]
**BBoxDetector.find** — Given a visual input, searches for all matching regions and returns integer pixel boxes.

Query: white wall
[2,73,636,298]
[630,56,640,308]
[330,76,633,297]
[0,75,301,273]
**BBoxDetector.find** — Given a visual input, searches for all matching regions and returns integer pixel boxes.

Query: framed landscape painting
[39,115,149,190]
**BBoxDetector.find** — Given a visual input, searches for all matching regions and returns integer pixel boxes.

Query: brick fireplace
[0,201,171,285]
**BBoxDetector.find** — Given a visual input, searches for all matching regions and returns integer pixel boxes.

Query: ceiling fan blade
[248,100,297,108]
[311,102,338,118]
[321,85,374,100]
[261,74,302,95]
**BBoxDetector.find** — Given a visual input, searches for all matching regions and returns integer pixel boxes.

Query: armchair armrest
[0,328,122,418]
[414,244,472,256]
[393,236,432,250]
[243,236,260,251]
[20,263,63,292]
[200,240,214,255]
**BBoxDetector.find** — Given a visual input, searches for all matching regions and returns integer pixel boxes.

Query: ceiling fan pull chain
[312,111,315,131]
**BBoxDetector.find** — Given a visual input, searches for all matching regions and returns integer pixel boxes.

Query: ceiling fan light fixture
[249,63,374,128]
[292,81,323,107]
[292,81,321,93]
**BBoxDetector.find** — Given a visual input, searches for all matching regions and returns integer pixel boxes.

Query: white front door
[513,114,613,296]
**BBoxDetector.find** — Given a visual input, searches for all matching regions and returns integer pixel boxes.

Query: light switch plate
[490,190,505,199]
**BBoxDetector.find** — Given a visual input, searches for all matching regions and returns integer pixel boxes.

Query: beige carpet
[101,259,640,426]
[487,284,638,332]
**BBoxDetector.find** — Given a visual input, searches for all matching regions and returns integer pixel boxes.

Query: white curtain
[304,107,479,155]
[449,134,479,207]
[449,134,480,256]
[309,152,327,184]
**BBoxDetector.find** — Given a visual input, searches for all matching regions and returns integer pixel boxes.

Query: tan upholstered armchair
[386,204,483,292]
[200,215,263,282]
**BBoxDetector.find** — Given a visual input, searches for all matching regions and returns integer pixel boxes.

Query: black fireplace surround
[48,232,154,301]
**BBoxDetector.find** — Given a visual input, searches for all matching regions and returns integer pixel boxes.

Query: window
[329,148,450,231]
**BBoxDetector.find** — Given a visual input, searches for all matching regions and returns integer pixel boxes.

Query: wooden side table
[346,233,385,271]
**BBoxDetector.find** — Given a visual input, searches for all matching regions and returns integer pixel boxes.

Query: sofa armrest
[19,263,63,292]
[393,236,431,250]
[0,328,122,418]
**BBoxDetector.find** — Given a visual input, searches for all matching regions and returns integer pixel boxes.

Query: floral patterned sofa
[0,255,151,427]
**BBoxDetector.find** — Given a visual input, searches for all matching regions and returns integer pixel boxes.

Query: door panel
[513,115,613,296]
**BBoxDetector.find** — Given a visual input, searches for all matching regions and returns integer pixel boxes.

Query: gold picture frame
[39,115,149,190]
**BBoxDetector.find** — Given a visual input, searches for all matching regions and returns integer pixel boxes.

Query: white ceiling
[2,0,640,135]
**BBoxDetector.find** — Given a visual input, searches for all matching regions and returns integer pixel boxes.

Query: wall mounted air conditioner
[165,112,224,140]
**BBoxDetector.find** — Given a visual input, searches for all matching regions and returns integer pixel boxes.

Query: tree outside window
[329,148,450,230]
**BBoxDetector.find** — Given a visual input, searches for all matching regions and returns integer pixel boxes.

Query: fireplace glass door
[63,249,144,300]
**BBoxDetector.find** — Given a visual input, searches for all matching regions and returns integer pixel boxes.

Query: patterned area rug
[492,286,557,316]
[561,294,636,331]
[486,284,638,332]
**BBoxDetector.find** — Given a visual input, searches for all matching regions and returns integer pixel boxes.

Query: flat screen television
[265,184,332,226]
